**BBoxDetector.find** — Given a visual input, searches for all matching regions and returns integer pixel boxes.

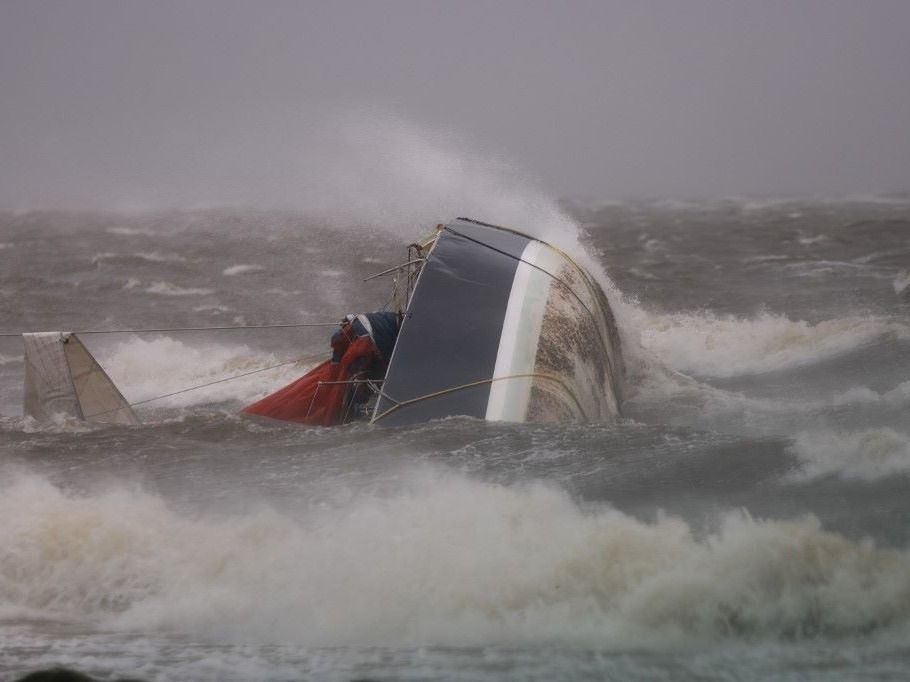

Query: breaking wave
[1,469,908,647]
[99,336,308,408]
[631,311,906,378]
[791,428,910,480]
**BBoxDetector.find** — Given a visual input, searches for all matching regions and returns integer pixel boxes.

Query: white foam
[143,281,216,297]
[893,270,910,297]
[222,264,265,276]
[93,251,187,265]
[791,428,910,480]
[106,226,156,236]
[192,304,232,313]
[1,469,907,647]
[263,288,304,296]
[99,336,306,407]
[825,381,910,410]
[742,254,791,264]
[632,311,905,378]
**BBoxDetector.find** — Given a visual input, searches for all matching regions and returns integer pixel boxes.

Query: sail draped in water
[23,332,139,425]
[241,336,381,426]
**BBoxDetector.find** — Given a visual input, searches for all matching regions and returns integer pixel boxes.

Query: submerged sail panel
[23,332,139,425]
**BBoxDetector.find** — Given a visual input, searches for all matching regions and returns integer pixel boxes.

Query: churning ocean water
[1,196,910,681]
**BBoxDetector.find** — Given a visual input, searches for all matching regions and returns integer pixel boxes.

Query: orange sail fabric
[241,336,379,425]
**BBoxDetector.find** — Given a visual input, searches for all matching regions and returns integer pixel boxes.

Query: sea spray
[294,112,644,375]
[302,115,908,401]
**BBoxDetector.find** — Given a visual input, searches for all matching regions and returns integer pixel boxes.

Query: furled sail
[23,332,139,425]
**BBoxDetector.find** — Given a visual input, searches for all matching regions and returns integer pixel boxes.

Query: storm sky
[1,0,908,209]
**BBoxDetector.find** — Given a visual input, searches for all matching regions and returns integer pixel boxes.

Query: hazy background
[1,0,908,210]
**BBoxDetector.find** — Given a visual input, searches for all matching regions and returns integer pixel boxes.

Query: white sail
[23,332,139,425]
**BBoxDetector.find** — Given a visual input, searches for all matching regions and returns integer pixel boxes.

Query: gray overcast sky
[1,0,908,209]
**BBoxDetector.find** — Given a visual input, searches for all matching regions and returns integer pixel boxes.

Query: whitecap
[106,226,156,236]
[192,304,232,313]
[94,251,185,265]
[893,270,910,297]
[791,428,910,480]
[264,288,304,295]
[633,310,906,378]
[222,264,265,276]
[144,281,215,296]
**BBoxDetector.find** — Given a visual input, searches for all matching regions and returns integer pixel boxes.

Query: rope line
[443,225,602,330]
[371,371,586,423]
[442,224,620,397]
[83,356,320,419]
[0,322,339,338]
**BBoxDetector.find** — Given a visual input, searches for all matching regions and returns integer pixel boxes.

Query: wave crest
[2,470,908,646]
[634,311,904,378]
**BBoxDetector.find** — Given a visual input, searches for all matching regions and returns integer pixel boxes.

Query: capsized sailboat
[18,218,623,427]
[243,218,624,426]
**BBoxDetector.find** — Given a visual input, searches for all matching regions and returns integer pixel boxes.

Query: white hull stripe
[485,240,562,421]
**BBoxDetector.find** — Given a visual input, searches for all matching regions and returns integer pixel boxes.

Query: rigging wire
[0,321,339,338]
[371,371,587,423]
[82,355,323,420]
[442,224,622,396]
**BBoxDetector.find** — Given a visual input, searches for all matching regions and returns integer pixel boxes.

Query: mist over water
[1,121,910,680]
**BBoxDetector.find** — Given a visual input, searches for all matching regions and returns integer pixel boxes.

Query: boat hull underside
[373,219,622,426]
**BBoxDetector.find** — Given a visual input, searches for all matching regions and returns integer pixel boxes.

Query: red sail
[241,336,379,426]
